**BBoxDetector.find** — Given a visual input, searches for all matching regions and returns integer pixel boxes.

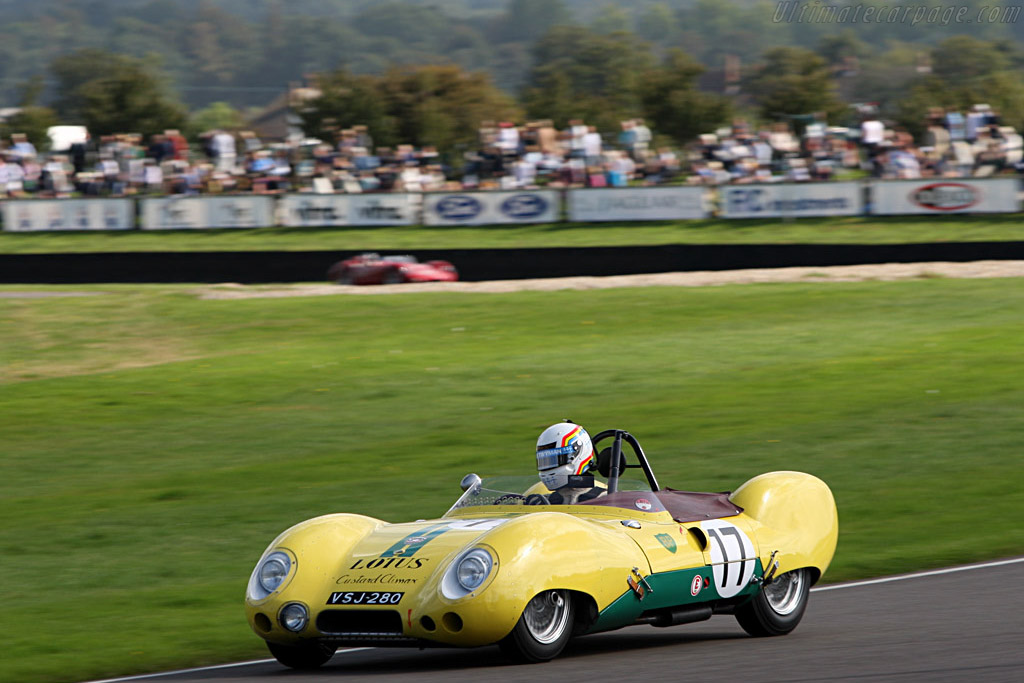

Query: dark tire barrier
[2,242,1024,284]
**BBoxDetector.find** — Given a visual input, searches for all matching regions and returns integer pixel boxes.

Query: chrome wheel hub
[523,590,570,644]
[764,570,805,615]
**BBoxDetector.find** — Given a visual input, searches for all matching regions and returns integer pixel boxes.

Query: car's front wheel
[499,589,574,662]
[734,568,811,637]
[266,640,337,669]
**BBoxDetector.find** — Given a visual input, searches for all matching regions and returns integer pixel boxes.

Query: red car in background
[327,253,459,285]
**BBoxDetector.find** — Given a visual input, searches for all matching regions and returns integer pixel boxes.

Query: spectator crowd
[1,105,1022,200]
[687,104,1022,184]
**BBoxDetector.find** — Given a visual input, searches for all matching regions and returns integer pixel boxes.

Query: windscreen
[445,475,653,515]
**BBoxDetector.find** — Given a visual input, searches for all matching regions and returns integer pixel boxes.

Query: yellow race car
[245,429,838,668]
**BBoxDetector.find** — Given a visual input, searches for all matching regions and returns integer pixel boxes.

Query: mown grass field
[2,277,1024,682]
[3,214,1024,253]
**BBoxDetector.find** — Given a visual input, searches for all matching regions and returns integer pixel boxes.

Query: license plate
[326,591,404,605]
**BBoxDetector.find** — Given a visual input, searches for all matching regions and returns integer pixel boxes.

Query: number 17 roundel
[700,519,757,599]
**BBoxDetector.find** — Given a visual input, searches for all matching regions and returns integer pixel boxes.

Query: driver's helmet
[536,422,595,490]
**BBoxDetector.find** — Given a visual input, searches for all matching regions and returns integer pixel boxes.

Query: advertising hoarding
[140,196,274,229]
[567,187,708,222]
[278,194,419,227]
[423,190,560,225]
[870,178,1019,214]
[720,183,863,218]
[2,199,134,232]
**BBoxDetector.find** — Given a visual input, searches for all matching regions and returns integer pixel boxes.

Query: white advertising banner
[870,179,1019,214]
[140,196,205,229]
[141,196,274,229]
[2,198,134,232]
[348,193,420,226]
[278,194,419,227]
[423,190,560,225]
[568,187,707,222]
[720,183,863,218]
[278,195,347,226]
[205,196,274,228]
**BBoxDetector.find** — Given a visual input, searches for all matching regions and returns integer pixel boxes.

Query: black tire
[336,270,355,285]
[735,568,811,637]
[382,270,404,285]
[499,589,574,663]
[266,640,337,669]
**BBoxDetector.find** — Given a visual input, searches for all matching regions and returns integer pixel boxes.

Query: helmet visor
[536,445,574,471]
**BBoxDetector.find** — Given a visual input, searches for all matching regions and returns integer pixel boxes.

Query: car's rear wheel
[499,589,574,662]
[266,640,336,669]
[336,270,355,285]
[382,270,404,285]
[735,568,810,637]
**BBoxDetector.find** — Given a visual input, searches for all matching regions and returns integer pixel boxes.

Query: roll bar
[590,429,660,494]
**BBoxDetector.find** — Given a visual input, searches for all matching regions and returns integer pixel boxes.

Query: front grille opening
[442,612,463,633]
[317,610,404,635]
[254,613,272,633]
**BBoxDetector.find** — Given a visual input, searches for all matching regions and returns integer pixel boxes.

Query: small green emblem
[655,533,677,553]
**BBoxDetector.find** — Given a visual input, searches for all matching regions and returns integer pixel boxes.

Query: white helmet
[536,422,595,490]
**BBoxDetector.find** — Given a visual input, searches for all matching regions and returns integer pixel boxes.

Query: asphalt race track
[90,558,1023,683]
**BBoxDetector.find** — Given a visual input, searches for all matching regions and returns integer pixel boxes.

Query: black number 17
[708,527,746,587]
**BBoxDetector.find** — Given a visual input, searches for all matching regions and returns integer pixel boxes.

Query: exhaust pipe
[637,605,712,628]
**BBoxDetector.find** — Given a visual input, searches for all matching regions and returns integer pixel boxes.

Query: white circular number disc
[700,519,757,598]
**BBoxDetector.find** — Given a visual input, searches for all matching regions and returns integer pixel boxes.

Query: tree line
[2,0,1020,105]
[3,0,1024,160]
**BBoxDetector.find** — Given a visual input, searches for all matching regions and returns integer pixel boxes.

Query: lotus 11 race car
[327,253,458,285]
[245,429,838,668]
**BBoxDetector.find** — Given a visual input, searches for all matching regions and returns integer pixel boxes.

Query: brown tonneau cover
[577,488,742,522]
[658,489,743,522]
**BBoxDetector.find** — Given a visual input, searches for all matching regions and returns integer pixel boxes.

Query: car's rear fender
[728,471,838,583]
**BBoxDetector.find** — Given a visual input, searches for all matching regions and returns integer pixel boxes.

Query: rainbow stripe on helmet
[561,425,582,448]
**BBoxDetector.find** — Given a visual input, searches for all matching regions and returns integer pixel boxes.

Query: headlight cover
[441,547,497,600]
[457,550,491,590]
[247,550,295,601]
[279,602,309,632]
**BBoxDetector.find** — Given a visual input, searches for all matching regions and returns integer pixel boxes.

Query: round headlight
[280,602,309,632]
[259,552,291,594]
[456,549,492,591]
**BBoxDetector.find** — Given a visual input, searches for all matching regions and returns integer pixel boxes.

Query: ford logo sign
[436,195,482,220]
[911,183,979,211]
[500,193,548,219]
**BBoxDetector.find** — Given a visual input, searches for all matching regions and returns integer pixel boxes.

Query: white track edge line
[83,649,371,683]
[84,557,1024,682]
[811,556,1024,592]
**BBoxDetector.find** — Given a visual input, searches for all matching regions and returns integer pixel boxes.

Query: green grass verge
[3,214,1024,254]
[2,278,1023,681]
